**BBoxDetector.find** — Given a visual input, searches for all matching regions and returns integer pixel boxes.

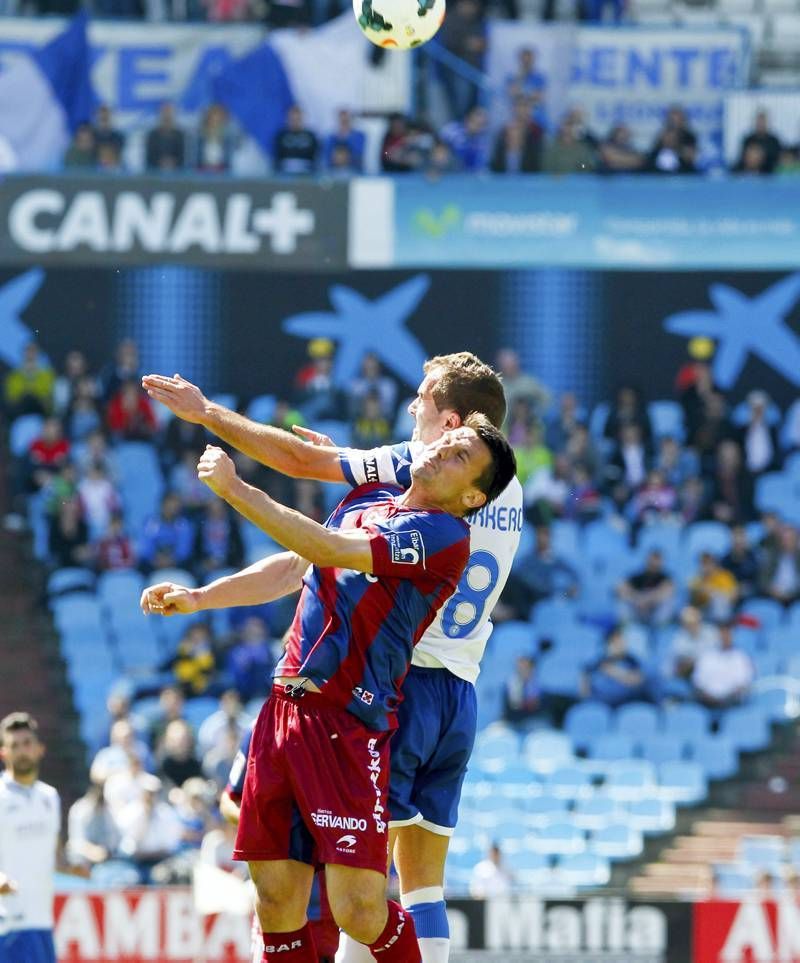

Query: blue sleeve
[337,441,414,490]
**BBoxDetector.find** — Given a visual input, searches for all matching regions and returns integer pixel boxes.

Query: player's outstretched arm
[141,373,346,483]
[198,446,375,573]
[140,552,308,616]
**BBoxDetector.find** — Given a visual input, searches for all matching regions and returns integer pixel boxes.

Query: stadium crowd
[3,333,800,887]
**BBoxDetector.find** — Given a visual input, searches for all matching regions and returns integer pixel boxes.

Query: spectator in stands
[163,623,217,697]
[758,522,800,605]
[654,435,699,490]
[604,423,649,504]
[505,47,546,105]
[691,620,754,708]
[689,552,739,623]
[97,142,124,174]
[647,105,698,174]
[351,391,392,450]
[27,417,70,492]
[274,104,318,175]
[441,105,490,172]
[628,469,678,528]
[524,453,571,524]
[78,462,120,541]
[200,817,244,877]
[512,419,553,487]
[708,439,755,524]
[145,103,186,172]
[92,104,125,160]
[170,450,215,512]
[328,144,358,177]
[734,110,782,175]
[293,338,344,421]
[54,350,94,417]
[617,549,676,627]
[668,605,720,682]
[324,109,365,172]
[157,719,203,788]
[438,0,486,119]
[96,512,136,571]
[604,384,652,447]
[542,114,597,174]
[74,429,119,485]
[347,351,397,421]
[470,843,513,898]
[582,626,650,707]
[506,396,536,448]
[116,774,182,881]
[202,725,240,792]
[381,114,411,173]
[598,124,644,174]
[490,120,541,173]
[721,525,759,600]
[67,377,103,441]
[64,124,95,169]
[103,752,152,817]
[92,720,152,781]
[426,139,460,177]
[163,417,207,470]
[678,476,707,525]
[66,775,121,870]
[48,497,92,568]
[4,342,55,418]
[139,493,195,571]
[101,339,140,403]
[194,499,244,577]
[197,689,248,757]
[563,463,602,524]
[546,392,582,451]
[106,379,158,441]
[496,348,550,416]
[737,390,779,475]
[225,616,275,702]
[171,777,215,858]
[194,104,235,173]
[563,423,600,480]
[502,655,542,727]
[148,686,187,749]
[500,524,579,619]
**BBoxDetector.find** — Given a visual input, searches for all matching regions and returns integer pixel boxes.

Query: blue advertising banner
[392,176,800,270]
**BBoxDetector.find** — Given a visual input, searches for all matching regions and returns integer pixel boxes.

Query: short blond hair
[423,352,506,429]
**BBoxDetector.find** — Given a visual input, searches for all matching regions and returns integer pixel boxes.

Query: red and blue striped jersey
[275,482,470,731]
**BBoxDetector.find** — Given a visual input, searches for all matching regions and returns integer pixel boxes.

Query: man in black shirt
[617,549,676,627]
[146,103,185,172]
[274,105,318,175]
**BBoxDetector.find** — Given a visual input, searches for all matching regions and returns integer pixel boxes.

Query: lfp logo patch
[388,530,425,567]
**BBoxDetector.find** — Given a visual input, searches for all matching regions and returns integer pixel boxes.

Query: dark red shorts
[233,687,391,875]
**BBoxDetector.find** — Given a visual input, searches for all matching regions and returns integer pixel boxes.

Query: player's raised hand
[140,582,199,616]
[292,424,336,448]
[197,445,237,496]
[141,373,208,424]
[0,873,18,895]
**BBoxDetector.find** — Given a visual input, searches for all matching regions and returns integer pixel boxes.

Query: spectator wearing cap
[692,621,754,708]
[737,391,779,475]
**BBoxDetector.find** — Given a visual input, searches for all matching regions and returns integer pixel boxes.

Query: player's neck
[398,484,459,517]
[7,770,38,787]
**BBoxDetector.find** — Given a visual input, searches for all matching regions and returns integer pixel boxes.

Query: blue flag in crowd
[0,11,98,172]
[212,43,295,159]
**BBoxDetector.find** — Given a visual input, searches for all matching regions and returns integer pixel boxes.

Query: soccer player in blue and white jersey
[0,713,61,963]
[142,353,523,963]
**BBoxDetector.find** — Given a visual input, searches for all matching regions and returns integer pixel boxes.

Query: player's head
[0,712,44,781]
[409,352,506,445]
[410,412,516,518]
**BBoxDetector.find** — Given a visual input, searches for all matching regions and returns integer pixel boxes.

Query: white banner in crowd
[488,24,751,159]
[0,17,409,133]
[724,89,800,164]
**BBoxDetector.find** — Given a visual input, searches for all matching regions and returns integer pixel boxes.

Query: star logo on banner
[664,274,800,389]
[0,268,45,367]
[282,275,430,387]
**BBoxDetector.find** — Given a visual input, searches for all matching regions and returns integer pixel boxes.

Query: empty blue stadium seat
[741,598,786,630]
[9,414,44,457]
[550,520,581,565]
[648,400,686,441]
[564,702,612,753]
[183,696,221,731]
[603,761,657,802]
[755,473,796,516]
[550,625,603,663]
[587,733,636,763]
[490,621,536,661]
[754,685,800,723]
[98,570,145,614]
[545,766,593,800]
[588,402,610,440]
[54,596,104,632]
[523,795,570,828]
[638,734,686,766]
[719,705,771,752]
[615,702,660,739]
[514,851,552,888]
[765,626,800,660]
[625,798,676,834]
[245,394,277,424]
[584,520,629,563]
[684,522,732,564]
[556,853,611,887]
[590,823,644,860]
[536,654,584,698]
[523,730,574,775]
[495,822,531,854]
[689,735,739,781]
[472,727,521,774]
[662,702,711,740]
[657,761,707,804]
[531,598,579,634]
[571,796,620,831]
[635,524,683,571]
[528,822,585,856]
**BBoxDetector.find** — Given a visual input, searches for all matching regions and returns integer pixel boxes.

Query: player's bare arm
[141,373,346,483]
[198,446,375,573]
[140,551,309,616]
[219,790,241,826]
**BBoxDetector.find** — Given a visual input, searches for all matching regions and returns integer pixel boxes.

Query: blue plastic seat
[556,853,611,887]
[755,472,795,515]
[615,702,660,739]
[603,760,657,802]
[545,766,593,800]
[513,850,552,888]
[754,685,800,723]
[54,597,104,633]
[684,522,732,565]
[689,735,739,781]
[571,796,620,831]
[47,567,96,598]
[550,520,581,565]
[536,655,584,698]
[472,728,521,774]
[587,733,636,763]
[550,625,603,663]
[584,520,629,563]
[765,626,800,660]
[648,400,685,441]
[588,402,610,441]
[528,822,585,856]
[183,696,221,731]
[490,620,537,661]
[741,598,786,630]
[9,413,44,456]
[564,702,612,753]
[590,823,644,860]
[531,598,579,634]
[635,524,683,571]
[523,794,570,828]
[522,730,574,775]
[495,822,531,854]
[713,863,756,897]
[657,761,707,804]
[719,705,772,752]
[662,703,711,740]
[739,835,786,871]
[246,394,277,424]
[638,734,686,766]
[625,798,676,834]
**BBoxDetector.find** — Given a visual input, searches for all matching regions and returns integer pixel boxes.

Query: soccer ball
[353,0,446,49]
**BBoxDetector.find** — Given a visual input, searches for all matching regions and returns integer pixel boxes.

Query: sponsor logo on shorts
[311,809,368,831]
[374,909,407,953]
[264,939,303,952]
[337,834,358,848]
[367,738,387,835]
[364,457,379,484]
[387,530,425,567]
[353,685,374,705]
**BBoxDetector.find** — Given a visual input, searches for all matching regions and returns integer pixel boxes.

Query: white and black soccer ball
[353,0,446,49]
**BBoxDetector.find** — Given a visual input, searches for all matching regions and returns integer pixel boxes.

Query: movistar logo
[413,204,462,238]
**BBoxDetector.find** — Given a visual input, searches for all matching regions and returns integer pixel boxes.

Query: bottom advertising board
[694,899,800,963]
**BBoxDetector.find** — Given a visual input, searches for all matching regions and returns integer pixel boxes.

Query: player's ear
[462,487,487,513]
[443,409,461,430]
